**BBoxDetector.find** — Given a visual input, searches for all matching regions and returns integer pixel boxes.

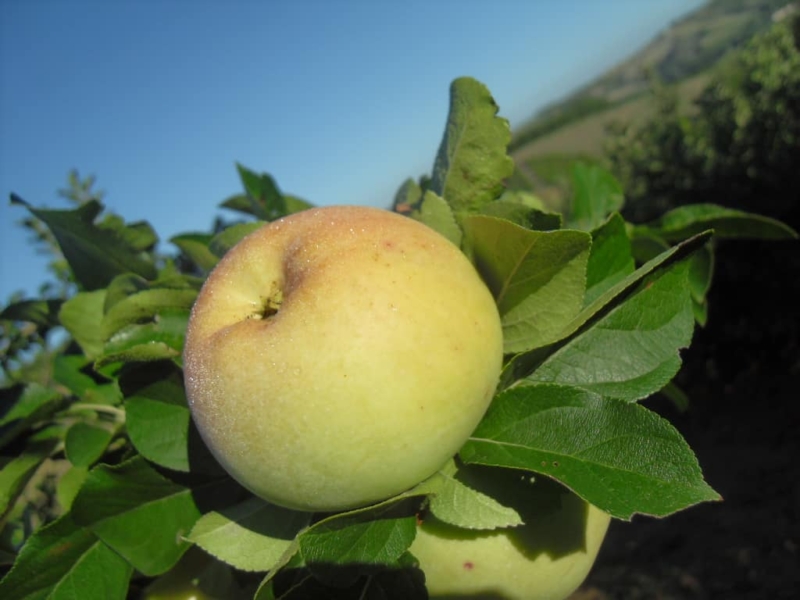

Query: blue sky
[0,0,703,300]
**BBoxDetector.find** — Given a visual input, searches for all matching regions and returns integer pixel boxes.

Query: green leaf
[170,233,219,273]
[584,213,635,306]
[299,499,419,567]
[0,299,62,328]
[629,230,670,264]
[430,77,514,213]
[504,231,712,387]
[660,381,690,413]
[231,164,310,221]
[56,465,89,512]
[219,193,254,216]
[53,355,121,406]
[392,178,423,214]
[0,441,56,520]
[111,218,158,252]
[412,459,521,530]
[0,513,132,600]
[284,195,314,215]
[97,310,189,369]
[65,423,113,468]
[692,296,709,327]
[462,215,590,353]
[10,195,157,290]
[103,273,149,312]
[567,163,624,231]
[59,290,107,360]
[209,222,265,258]
[460,384,721,519]
[496,189,547,211]
[688,243,714,304]
[639,203,799,242]
[0,384,63,450]
[95,342,180,371]
[101,288,196,341]
[412,191,462,246]
[526,260,695,401]
[479,198,563,231]
[71,456,224,576]
[188,496,310,572]
[124,370,219,474]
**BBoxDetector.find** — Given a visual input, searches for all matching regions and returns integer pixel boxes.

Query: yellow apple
[183,205,503,512]
[410,467,611,600]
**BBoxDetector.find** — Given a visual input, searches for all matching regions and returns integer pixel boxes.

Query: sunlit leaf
[462,215,590,353]
[188,496,310,572]
[430,77,514,213]
[460,384,721,519]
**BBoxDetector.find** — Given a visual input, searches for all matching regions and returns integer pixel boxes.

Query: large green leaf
[298,499,420,568]
[0,513,132,600]
[502,230,712,387]
[64,423,113,468]
[71,456,229,576]
[124,369,219,474]
[526,261,695,401]
[462,215,590,353]
[429,77,514,213]
[10,195,157,290]
[460,384,721,519]
[637,203,798,242]
[188,496,310,572]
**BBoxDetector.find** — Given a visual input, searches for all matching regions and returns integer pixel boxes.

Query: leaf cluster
[0,77,795,599]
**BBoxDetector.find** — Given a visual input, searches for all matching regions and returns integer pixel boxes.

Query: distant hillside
[511,0,792,149]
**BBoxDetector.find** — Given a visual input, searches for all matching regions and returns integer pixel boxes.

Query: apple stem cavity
[257,287,283,320]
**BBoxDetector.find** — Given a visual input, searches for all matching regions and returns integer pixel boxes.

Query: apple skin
[410,468,611,600]
[183,206,504,512]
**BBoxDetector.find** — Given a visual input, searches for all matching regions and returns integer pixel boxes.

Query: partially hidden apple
[410,467,611,600]
[183,205,504,512]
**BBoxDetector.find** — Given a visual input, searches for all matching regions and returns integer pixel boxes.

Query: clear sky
[0,0,703,301]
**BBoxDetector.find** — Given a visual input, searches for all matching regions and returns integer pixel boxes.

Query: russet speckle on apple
[183,205,504,512]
